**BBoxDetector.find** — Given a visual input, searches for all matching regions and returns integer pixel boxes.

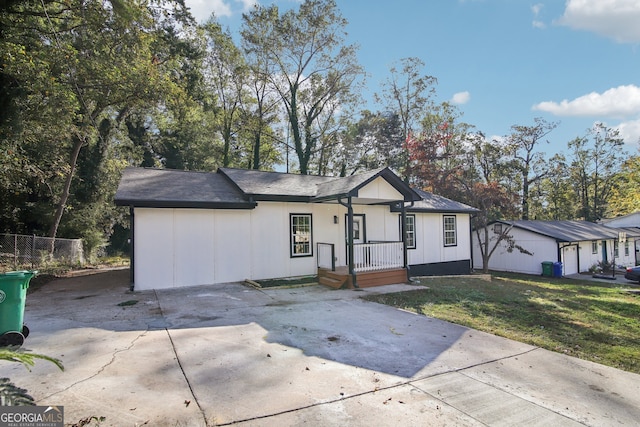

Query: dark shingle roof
[314,168,385,199]
[499,220,621,242]
[114,167,255,209]
[218,168,334,199]
[220,167,421,202]
[115,167,468,209]
[407,188,479,213]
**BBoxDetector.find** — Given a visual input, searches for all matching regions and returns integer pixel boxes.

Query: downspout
[400,200,414,275]
[338,195,358,288]
[470,213,476,273]
[129,206,135,292]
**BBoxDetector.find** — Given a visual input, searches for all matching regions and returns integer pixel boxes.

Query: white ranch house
[473,220,640,276]
[115,167,478,290]
[601,212,640,259]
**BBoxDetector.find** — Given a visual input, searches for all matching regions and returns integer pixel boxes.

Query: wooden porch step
[318,267,351,289]
[319,275,345,289]
[318,267,407,289]
[355,268,408,288]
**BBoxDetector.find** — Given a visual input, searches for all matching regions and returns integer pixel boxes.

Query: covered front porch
[307,168,420,289]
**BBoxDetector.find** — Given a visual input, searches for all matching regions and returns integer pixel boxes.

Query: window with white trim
[443,215,457,247]
[591,241,598,254]
[625,241,630,256]
[614,240,619,257]
[290,214,312,257]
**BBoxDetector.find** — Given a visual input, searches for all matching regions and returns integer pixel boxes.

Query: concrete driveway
[2,269,639,426]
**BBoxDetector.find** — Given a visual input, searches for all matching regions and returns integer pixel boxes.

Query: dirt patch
[27,268,131,294]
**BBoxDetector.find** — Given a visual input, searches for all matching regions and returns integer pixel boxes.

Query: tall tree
[568,123,626,221]
[506,118,557,220]
[406,102,471,199]
[375,57,437,179]
[336,110,404,176]
[607,155,640,217]
[203,21,248,168]
[241,29,281,170]
[0,0,194,241]
[241,0,364,174]
[534,154,576,220]
[459,134,526,273]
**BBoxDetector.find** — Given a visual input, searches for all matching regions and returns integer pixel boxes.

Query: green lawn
[364,272,640,374]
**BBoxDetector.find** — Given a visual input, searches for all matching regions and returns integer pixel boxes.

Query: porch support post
[129,206,135,291]
[346,196,358,288]
[400,202,408,269]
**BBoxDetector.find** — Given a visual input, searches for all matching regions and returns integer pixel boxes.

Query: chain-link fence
[0,233,84,269]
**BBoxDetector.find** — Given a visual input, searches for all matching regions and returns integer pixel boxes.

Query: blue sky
[185,0,640,156]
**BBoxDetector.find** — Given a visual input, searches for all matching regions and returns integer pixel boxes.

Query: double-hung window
[402,214,416,249]
[592,241,598,254]
[443,215,457,247]
[290,214,312,257]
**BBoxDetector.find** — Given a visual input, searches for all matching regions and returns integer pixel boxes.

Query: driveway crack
[155,290,210,427]
[40,330,147,401]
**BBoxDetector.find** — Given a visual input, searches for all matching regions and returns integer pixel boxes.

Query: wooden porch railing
[354,241,403,272]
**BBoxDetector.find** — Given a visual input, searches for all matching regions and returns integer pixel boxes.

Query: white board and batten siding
[472,225,637,276]
[134,203,406,290]
[356,176,402,201]
[409,214,472,266]
[472,226,557,275]
[134,205,313,290]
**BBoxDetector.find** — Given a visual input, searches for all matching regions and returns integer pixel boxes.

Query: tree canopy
[0,0,637,259]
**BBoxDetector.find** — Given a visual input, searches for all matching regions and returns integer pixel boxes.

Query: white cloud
[531,3,546,28]
[236,0,258,12]
[531,3,543,15]
[532,85,640,118]
[616,119,640,145]
[557,0,640,43]
[451,91,470,105]
[532,20,546,29]
[185,0,232,22]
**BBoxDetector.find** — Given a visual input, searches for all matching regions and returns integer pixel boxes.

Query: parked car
[624,266,640,282]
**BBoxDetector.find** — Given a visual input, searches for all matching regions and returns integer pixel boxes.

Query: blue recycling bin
[552,262,563,278]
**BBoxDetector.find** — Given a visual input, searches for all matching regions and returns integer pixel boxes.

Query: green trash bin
[0,270,37,347]
[541,261,553,277]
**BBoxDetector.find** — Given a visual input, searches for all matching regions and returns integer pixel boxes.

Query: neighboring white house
[601,212,640,264]
[115,167,478,290]
[472,220,640,276]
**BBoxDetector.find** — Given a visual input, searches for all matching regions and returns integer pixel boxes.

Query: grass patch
[256,275,318,288]
[364,272,640,374]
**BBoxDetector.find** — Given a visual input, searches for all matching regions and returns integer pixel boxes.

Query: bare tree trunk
[48,134,84,245]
